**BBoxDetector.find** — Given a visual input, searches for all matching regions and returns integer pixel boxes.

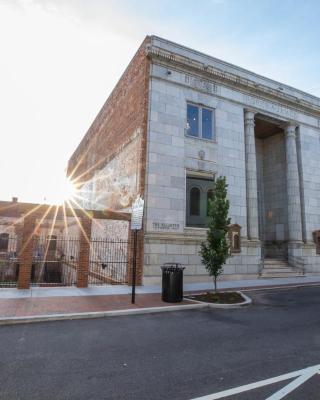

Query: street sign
[131,195,144,231]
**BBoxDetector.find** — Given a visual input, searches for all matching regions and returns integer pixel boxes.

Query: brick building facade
[68,36,320,284]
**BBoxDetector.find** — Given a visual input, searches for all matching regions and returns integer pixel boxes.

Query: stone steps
[260,258,304,278]
[263,267,297,273]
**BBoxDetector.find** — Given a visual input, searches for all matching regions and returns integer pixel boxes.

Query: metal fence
[0,235,130,288]
[31,236,79,287]
[88,238,129,285]
[0,236,19,287]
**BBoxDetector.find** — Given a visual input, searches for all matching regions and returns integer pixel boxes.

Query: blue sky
[0,0,319,203]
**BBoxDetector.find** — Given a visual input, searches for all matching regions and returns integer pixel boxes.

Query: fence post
[18,215,36,289]
[77,215,92,288]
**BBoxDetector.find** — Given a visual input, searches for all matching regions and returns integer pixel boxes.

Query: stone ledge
[146,43,320,116]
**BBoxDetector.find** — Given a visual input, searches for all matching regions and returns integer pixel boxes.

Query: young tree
[200,176,231,292]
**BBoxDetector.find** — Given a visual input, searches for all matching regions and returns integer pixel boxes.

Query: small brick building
[68,36,320,284]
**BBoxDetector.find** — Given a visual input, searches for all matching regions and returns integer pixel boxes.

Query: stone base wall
[143,230,261,282]
[288,241,320,273]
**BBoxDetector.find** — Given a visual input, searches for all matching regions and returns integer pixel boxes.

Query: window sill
[185,134,217,144]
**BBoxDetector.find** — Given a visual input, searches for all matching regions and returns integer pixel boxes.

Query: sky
[1,0,320,204]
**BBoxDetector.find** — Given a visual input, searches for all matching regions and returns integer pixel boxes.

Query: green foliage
[200,176,231,291]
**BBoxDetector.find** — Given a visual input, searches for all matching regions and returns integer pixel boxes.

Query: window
[228,224,242,253]
[313,230,320,255]
[186,104,199,137]
[187,104,214,140]
[190,187,200,215]
[186,176,214,227]
[0,233,9,252]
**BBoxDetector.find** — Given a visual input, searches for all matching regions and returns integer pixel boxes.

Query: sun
[61,176,77,203]
[49,175,77,205]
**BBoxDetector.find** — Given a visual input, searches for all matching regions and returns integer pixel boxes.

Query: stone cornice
[146,45,320,118]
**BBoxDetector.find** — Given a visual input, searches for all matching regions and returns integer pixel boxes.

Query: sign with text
[131,195,144,231]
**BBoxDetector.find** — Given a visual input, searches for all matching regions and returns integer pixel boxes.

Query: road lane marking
[266,365,320,400]
[189,364,320,400]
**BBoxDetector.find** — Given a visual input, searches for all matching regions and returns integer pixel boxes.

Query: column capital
[284,123,297,139]
[244,109,255,126]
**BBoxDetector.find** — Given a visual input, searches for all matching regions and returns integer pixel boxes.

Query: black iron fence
[31,236,79,287]
[88,238,129,285]
[0,236,19,287]
[0,235,130,288]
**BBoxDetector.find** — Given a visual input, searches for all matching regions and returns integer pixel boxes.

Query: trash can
[161,263,185,303]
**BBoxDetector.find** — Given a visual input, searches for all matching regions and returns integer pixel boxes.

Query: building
[0,199,131,288]
[68,36,320,284]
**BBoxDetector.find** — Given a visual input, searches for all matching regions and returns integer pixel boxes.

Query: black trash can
[161,263,185,303]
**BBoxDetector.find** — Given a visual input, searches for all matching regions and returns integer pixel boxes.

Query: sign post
[130,195,144,304]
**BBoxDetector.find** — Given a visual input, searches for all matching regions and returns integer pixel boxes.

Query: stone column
[285,124,303,242]
[244,109,259,240]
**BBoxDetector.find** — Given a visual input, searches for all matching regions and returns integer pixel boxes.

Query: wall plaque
[185,74,218,95]
[243,94,297,119]
[153,222,180,231]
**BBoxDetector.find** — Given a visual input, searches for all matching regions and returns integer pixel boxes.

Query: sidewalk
[1,275,320,299]
[0,275,319,323]
[0,293,200,320]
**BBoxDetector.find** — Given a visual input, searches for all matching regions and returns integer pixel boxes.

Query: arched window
[207,189,214,216]
[190,187,200,216]
[0,233,9,252]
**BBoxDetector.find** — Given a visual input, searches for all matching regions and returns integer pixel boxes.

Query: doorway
[255,116,288,259]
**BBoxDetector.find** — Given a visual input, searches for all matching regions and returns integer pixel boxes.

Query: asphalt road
[1,286,320,400]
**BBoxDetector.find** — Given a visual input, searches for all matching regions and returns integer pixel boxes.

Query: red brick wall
[77,216,92,288]
[68,36,151,285]
[18,216,36,289]
[67,36,151,193]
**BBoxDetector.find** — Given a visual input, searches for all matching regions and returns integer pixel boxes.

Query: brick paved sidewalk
[0,293,194,319]
[1,276,320,321]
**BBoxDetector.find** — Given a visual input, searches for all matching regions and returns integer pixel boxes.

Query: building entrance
[254,116,288,259]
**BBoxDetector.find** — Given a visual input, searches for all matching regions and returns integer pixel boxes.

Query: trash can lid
[161,263,185,271]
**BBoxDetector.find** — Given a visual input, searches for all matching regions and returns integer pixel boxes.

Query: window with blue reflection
[202,108,213,140]
[186,103,215,140]
[187,104,199,137]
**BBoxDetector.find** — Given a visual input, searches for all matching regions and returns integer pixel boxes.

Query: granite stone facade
[68,36,320,284]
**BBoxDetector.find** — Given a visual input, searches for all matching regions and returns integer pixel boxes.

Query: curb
[207,291,252,308]
[240,283,320,292]
[185,291,252,309]
[0,302,206,326]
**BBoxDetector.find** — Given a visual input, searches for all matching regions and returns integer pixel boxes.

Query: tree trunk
[214,276,217,293]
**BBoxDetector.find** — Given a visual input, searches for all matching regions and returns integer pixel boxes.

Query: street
[1,286,320,399]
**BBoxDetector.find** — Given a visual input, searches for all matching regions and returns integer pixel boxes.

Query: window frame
[186,103,215,141]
